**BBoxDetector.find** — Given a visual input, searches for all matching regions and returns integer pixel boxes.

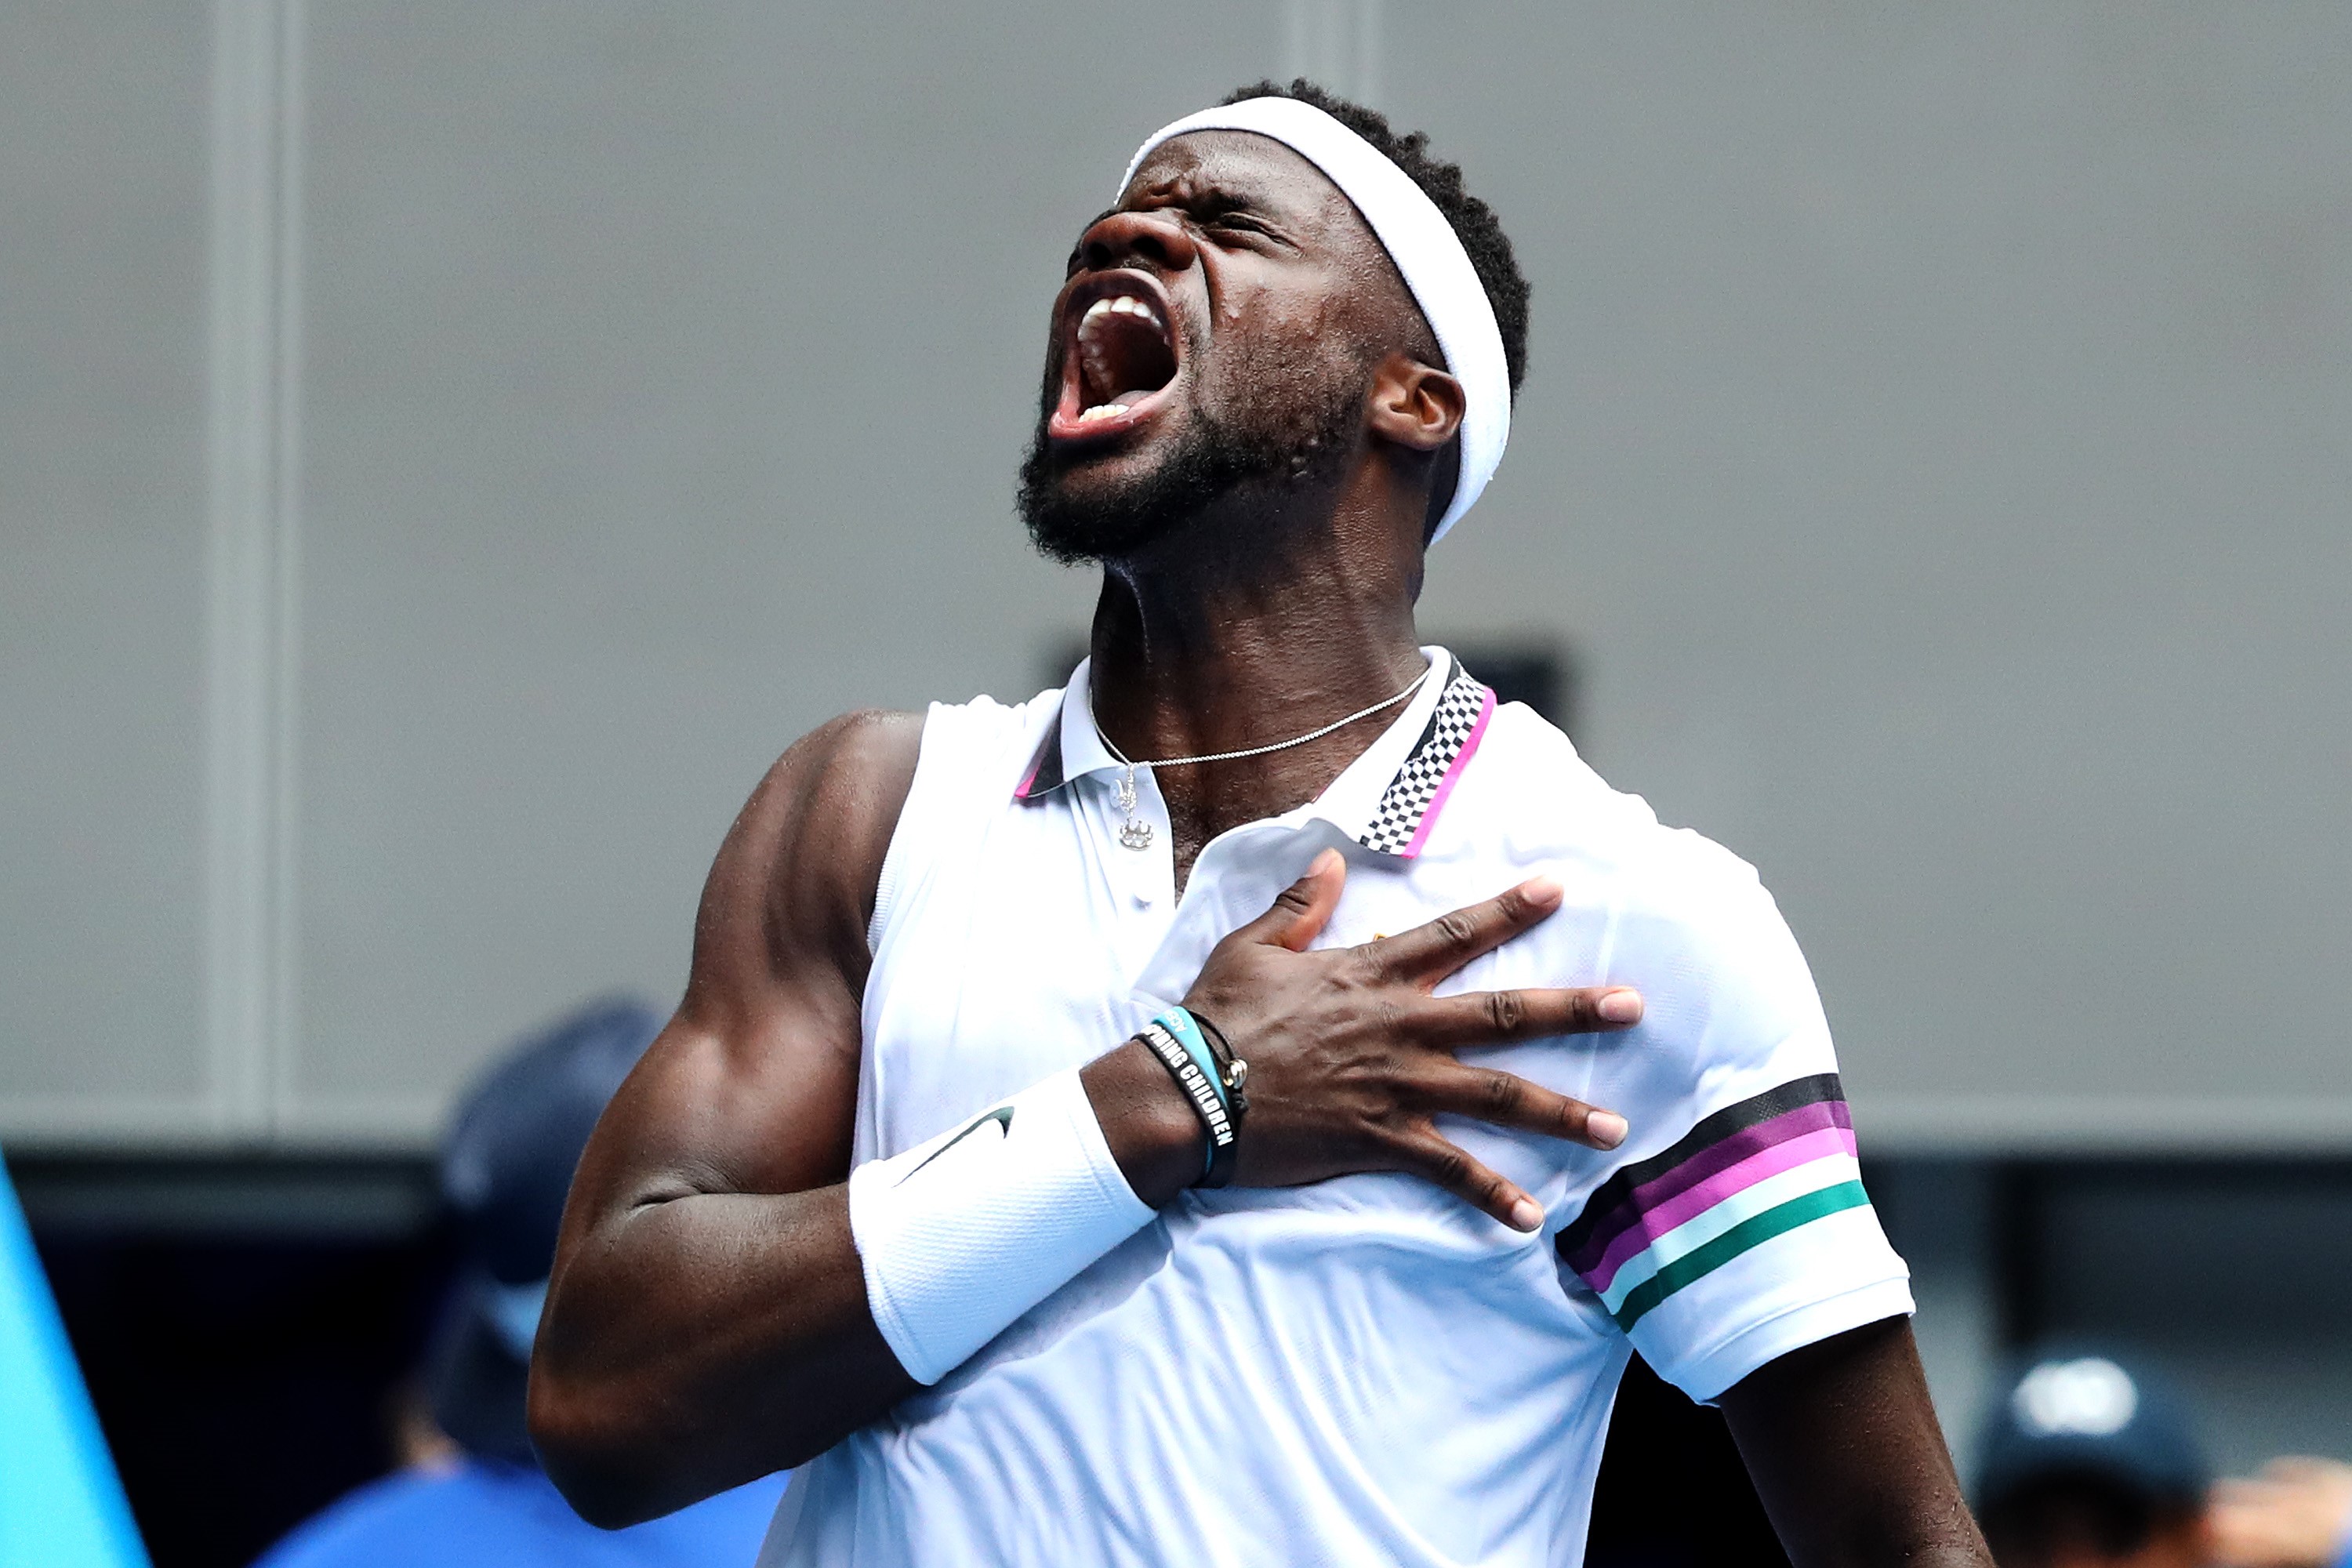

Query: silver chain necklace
[1092,662,1435,851]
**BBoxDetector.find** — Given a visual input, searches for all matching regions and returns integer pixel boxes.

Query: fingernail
[1598,988,1643,1024]
[1586,1111,1629,1149]
[1519,876,1562,907]
[1509,1196,1544,1232]
[1312,848,1342,876]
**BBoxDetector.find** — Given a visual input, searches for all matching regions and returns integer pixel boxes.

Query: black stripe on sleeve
[1555,1072,1846,1261]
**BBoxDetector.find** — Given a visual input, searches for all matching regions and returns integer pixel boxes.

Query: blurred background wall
[4,2,2348,1562]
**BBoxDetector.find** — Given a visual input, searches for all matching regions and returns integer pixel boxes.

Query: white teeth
[1077,296,1163,339]
[1071,294,1166,423]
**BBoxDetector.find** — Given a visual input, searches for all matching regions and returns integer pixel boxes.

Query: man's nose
[1076,209,1199,276]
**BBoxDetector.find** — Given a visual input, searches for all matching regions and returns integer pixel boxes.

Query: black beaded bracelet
[1187,1010,1250,1116]
[1136,1020,1240,1188]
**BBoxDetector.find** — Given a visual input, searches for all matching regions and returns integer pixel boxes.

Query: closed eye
[1202,212,1291,251]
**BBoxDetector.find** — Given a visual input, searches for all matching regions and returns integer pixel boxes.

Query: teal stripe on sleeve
[1613,1180,1871,1333]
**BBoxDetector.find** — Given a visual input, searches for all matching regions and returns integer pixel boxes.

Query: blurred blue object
[249,1460,785,1568]
[0,1156,150,1568]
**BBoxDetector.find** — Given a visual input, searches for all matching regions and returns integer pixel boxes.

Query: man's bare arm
[528,710,925,1526]
[1722,1316,1993,1568]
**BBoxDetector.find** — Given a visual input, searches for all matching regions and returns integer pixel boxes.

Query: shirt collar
[1014,647,1496,860]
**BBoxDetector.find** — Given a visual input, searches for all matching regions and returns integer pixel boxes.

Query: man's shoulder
[909,684,1064,775]
[764,682,1058,817]
[1472,701,1772,916]
[783,707,927,789]
[1465,703,1813,1041]
[745,685,1058,848]
[734,708,929,887]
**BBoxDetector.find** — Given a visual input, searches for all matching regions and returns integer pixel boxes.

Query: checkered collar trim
[1014,655,1496,860]
[1354,658,1496,856]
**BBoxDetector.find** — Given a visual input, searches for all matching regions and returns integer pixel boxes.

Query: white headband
[1120,97,1510,544]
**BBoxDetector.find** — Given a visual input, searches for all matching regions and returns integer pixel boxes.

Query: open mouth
[1048,272,1181,442]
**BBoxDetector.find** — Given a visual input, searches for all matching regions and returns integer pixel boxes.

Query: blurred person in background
[251,999,785,1568]
[2209,1457,2352,1568]
[1973,1351,2212,1568]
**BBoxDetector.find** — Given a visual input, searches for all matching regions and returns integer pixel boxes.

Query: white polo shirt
[760,649,1911,1567]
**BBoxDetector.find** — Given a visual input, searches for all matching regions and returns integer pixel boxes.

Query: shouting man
[531,82,1991,1567]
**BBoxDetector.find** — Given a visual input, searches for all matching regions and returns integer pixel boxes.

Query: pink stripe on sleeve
[1581,1123,1860,1293]
[1566,1098,1853,1274]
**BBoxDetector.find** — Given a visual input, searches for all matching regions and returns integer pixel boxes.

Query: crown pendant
[1115,767,1154,851]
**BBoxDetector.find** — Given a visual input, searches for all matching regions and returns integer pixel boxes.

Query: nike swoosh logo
[898,1105,1014,1186]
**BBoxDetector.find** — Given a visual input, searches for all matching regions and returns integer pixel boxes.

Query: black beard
[1018,386,1361,568]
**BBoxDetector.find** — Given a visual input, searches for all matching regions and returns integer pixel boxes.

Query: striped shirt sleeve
[1559,1070,1908,1399]
[1555,846,1913,1402]
[1559,1073,1864,1334]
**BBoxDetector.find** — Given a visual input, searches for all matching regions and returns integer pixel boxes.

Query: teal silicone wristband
[1155,1008,1229,1118]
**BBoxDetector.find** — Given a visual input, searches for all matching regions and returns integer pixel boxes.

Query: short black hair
[1219,79,1530,397]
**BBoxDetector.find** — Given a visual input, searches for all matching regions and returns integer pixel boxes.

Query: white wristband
[848,1066,1156,1385]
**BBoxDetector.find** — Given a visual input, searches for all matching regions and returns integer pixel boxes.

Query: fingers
[1409,985,1643,1047]
[1418,1065,1630,1150]
[1234,848,1346,953]
[1360,877,1564,982]
[1393,1131,1547,1232]
[2262,1456,2352,1484]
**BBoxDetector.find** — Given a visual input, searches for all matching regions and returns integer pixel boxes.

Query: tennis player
[530,82,1991,1567]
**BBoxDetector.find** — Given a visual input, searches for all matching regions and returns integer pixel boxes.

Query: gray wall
[5,2,2349,1152]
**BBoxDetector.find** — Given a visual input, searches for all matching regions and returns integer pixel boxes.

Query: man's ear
[1365,352,1466,453]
